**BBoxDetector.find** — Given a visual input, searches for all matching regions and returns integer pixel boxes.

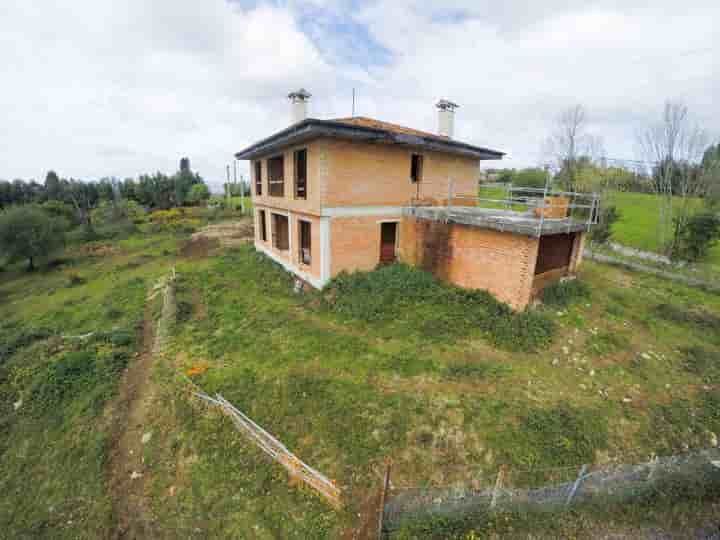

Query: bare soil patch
[180,235,219,259]
[107,304,159,539]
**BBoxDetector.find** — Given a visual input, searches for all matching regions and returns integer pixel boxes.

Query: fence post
[565,464,588,507]
[490,465,506,510]
[377,459,391,540]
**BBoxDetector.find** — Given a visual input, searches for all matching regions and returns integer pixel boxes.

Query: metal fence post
[565,464,588,507]
[377,459,391,539]
[490,465,506,510]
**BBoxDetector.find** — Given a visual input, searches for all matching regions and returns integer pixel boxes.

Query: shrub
[322,264,556,352]
[29,350,97,415]
[589,204,620,245]
[680,346,720,382]
[542,279,590,307]
[66,273,86,287]
[186,183,210,205]
[670,212,720,262]
[148,208,201,234]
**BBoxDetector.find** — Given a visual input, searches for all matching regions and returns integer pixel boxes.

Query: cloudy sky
[1,0,718,190]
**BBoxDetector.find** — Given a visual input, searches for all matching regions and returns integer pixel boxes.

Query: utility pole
[226,164,231,209]
[233,160,245,214]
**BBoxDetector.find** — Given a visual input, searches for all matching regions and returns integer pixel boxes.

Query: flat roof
[405,206,589,237]
[235,117,505,161]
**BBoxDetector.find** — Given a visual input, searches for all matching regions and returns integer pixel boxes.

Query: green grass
[147,244,720,537]
[3,227,720,538]
[607,191,720,269]
[0,232,180,539]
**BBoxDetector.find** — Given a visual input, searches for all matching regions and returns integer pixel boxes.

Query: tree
[186,183,210,205]
[66,180,100,233]
[637,101,708,252]
[0,206,67,270]
[512,168,549,189]
[44,170,62,201]
[544,105,602,191]
[700,143,720,207]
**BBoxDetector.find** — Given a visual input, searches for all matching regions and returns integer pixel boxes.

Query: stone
[130,471,143,480]
[141,432,153,444]
[13,399,22,410]
[552,358,559,366]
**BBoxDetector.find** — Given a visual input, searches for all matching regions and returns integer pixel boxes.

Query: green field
[608,191,715,253]
[2,225,720,538]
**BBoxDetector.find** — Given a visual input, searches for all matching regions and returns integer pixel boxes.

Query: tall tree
[44,170,62,201]
[544,105,602,191]
[637,101,708,251]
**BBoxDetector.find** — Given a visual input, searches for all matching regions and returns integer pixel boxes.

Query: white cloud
[0,0,718,188]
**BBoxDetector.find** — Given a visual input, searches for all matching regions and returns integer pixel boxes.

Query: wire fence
[382,448,720,534]
[193,391,343,509]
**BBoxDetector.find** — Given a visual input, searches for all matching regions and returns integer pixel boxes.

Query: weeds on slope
[320,264,557,352]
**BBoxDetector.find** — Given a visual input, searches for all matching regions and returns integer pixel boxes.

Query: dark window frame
[299,219,311,265]
[259,209,267,242]
[410,154,424,183]
[294,148,308,200]
[254,161,262,196]
[268,155,285,197]
[272,213,289,251]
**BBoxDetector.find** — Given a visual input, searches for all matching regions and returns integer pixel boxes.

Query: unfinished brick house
[235,89,597,310]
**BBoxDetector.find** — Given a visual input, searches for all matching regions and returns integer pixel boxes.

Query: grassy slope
[0,234,179,539]
[608,191,720,268]
[144,244,720,538]
[2,231,720,538]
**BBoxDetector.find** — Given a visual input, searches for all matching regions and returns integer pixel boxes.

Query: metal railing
[409,179,600,236]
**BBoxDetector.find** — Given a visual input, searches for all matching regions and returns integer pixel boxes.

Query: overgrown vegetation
[3,227,720,538]
[321,264,556,351]
[541,278,591,307]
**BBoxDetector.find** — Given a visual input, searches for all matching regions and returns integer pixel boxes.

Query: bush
[589,204,620,245]
[0,205,68,270]
[670,212,720,262]
[148,208,201,233]
[322,264,556,352]
[186,183,210,205]
[66,273,86,287]
[542,279,591,307]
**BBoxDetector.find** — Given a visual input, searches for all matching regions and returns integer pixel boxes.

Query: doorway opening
[379,222,398,264]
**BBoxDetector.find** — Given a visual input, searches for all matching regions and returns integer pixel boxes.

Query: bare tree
[636,101,707,251]
[545,105,601,191]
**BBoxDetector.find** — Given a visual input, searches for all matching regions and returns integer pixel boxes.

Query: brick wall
[251,139,326,216]
[321,139,480,207]
[400,216,540,310]
[330,214,401,276]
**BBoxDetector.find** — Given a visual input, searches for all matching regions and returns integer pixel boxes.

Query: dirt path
[107,304,159,539]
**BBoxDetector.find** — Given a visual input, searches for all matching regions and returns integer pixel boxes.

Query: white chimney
[288,88,311,124]
[436,99,459,138]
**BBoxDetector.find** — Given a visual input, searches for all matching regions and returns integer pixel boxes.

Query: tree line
[0,157,210,216]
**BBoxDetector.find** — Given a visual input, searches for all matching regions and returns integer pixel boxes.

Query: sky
[1,0,718,191]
